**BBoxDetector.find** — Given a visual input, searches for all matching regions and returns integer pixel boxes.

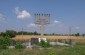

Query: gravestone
[11,40,16,46]
[31,38,39,45]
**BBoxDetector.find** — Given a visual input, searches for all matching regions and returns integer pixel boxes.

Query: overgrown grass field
[0,45,85,55]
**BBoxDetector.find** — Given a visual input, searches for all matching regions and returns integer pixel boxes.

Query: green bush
[39,39,51,48]
[48,51,56,55]
[15,41,25,49]
[0,37,11,49]
[0,44,8,49]
[76,42,85,45]
[65,40,72,45]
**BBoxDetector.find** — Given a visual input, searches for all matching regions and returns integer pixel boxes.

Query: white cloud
[54,20,61,24]
[0,14,5,21]
[27,23,37,27]
[15,7,31,19]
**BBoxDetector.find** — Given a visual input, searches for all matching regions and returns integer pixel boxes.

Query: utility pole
[69,27,72,46]
[22,28,23,41]
[69,27,71,36]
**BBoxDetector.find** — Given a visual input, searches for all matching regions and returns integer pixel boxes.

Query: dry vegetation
[12,35,85,41]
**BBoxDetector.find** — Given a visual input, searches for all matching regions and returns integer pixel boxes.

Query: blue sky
[0,0,85,34]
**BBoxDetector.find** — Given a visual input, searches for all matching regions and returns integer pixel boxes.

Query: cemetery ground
[0,35,85,55]
[0,45,85,55]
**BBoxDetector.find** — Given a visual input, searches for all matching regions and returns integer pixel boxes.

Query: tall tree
[75,33,80,36]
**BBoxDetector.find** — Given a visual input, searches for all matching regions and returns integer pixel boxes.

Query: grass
[57,45,85,55]
[0,45,85,55]
[1,35,85,55]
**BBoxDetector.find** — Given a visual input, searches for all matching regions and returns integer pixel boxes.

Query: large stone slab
[31,38,39,45]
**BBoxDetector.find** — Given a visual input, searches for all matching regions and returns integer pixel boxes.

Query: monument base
[38,38,47,42]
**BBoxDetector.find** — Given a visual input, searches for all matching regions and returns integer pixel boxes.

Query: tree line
[0,30,85,38]
[0,30,40,38]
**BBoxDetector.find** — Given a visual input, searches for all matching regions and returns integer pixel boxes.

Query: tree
[5,30,17,38]
[75,33,80,36]
[34,31,38,35]
[82,34,85,37]
[0,32,6,37]
[52,33,55,35]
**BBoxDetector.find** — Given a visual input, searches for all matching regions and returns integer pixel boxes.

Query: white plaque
[38,38,47,42]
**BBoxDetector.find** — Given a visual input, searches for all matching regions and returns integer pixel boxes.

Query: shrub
[48,51,56,55]
[15,41,25,49]
[0,44,8,49]
[39,39,51,48]
[0,37,11,49]
[65,40,72,45]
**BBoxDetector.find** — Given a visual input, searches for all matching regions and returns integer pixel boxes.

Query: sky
[0,0,85,34]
